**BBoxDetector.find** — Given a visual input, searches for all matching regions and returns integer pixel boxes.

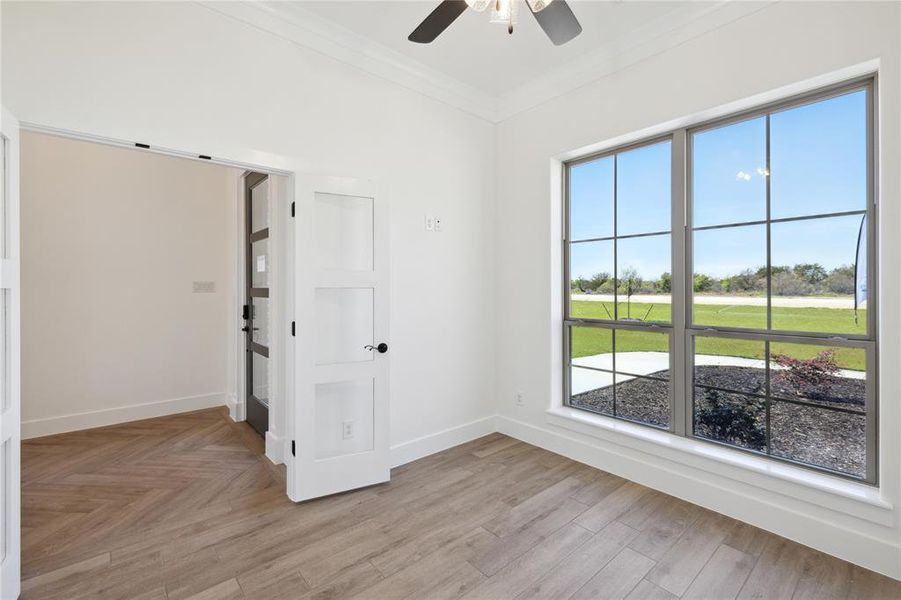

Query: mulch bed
[571,365,867,478]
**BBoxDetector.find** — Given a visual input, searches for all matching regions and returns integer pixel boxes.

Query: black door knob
[365,343,389,354]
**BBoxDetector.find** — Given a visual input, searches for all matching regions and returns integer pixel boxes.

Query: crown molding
[197,0,501,122]
[495,1,775,121]
[198,1,775,125]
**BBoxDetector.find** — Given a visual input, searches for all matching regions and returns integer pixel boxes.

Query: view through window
[564,80,876,482]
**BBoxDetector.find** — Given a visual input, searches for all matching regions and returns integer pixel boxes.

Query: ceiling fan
[409,0,582,46]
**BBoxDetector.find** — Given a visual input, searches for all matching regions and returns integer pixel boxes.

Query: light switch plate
[193,281,216,293]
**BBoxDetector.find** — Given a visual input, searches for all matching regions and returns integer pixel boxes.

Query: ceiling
[294,1,718,96]
[210,1,767,121]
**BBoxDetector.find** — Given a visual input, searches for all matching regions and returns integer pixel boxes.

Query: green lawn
[570,300,866,371]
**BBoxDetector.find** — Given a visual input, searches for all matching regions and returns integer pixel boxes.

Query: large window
[564,79,876,482]
[567,139,673,428]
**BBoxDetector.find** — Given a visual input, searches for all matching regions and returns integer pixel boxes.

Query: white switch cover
[424,215,435,231]
[193,281,216,293]
[342,420,355,439]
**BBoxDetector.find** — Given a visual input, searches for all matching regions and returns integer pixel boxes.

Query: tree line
[572,264,855,296]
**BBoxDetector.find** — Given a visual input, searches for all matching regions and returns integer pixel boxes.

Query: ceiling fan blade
[408,1,468,44]
[530,0,582,46]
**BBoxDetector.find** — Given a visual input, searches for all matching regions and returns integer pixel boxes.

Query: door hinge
[291,440,296,456]
[291,321,296,336]
[291,201,295,217]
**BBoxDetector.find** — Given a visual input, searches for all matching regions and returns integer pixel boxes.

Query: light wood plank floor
[21,408,901,599]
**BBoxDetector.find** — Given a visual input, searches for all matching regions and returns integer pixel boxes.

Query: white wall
[493,1,901,580]
[19,131,240,437]
[1,1,497,458]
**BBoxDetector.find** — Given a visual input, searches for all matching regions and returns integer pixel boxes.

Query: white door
[289,176,389,501]
[0,108,21,599]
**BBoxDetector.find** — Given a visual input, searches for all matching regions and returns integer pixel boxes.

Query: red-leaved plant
[771,349,840,397]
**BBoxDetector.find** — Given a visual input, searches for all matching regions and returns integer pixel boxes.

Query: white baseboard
[266,430,284,465]
[22,393,229,439]
[389,415,496,468]
[495,415,901,581]
[225,394,243,422]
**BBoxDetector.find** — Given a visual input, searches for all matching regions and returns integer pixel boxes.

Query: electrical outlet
[342,420,355,440]
[434,216,443,232]
[514,391,524,407]
[425,215,435,231]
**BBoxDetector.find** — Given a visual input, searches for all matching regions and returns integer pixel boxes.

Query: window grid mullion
[765,340,771,456]
[672,129,688,436]
[765,113,773,332]
[612,329,617,418]
[612,154,618,321]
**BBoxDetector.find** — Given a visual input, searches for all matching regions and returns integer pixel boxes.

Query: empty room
[1,1,901,599]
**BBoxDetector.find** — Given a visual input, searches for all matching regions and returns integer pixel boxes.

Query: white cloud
[736,170,752,181]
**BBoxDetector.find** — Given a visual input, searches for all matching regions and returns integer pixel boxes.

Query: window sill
[545,406,891,515]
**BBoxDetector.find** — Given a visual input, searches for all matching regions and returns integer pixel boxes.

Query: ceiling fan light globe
[464,0,492,12]
[526,0,555,12]
[490,0,518,24]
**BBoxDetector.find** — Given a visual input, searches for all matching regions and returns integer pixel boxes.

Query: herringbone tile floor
[20,408,901,599]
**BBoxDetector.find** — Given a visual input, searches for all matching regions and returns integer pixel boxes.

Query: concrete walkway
[572,294,856,309]
[571,351,864,395]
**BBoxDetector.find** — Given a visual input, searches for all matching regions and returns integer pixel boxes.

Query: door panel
[291,177,389,502]
[245,172,270,437]
[251,238,270,287]
[314,379,375,460]
[0,106,21,600]
[314,192,373,271]
[251,297,270,346]
[314,287,374,365]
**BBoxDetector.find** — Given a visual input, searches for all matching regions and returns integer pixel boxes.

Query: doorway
[244,171,271,437]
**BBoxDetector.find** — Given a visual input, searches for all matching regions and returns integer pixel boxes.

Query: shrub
[638,280,657,294]
[696,388,765,450]
[824,271,854,295]
[726,269,763,293]
[617,267,642,296]
[771,271,814,296]
[693,273,713,293]
[824,265,855,295]
[756,265,789,279]
[657,272,672,294]
[772,349,840,397]
[587,272,611,292]
[793,263,828,285]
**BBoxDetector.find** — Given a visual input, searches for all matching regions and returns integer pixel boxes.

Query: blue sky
[570,89,867,283]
